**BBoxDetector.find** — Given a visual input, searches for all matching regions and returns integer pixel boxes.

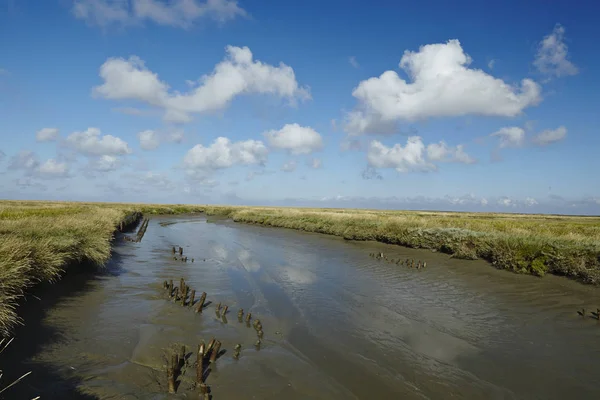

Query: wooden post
[179,246,183,256]
[245,312,252,323]
[209,341,221,363]
[167,354,177,393]
[168,280,173,297]
[206,338,216,356]
[181,286,188,306]
[195,292,207,313]
[189,290,196,307]
[196,343,204,384]
[173,287,179,301]
[221,305,228,317]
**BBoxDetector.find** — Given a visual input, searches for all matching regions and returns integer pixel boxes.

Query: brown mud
[4,215,600,399]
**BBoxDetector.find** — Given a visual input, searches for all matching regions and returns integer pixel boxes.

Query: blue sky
[1,0,599,214]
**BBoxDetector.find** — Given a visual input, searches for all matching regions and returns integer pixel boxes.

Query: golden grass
[1,200,599,336]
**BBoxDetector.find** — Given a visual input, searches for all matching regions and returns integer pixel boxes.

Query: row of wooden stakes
[369,252,428,269]
[161,277,267,396]
[166,339,222,397]
[123,218,150,243]
[163,278,207,312]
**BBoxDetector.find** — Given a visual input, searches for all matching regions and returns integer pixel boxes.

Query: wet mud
[4,215,600,399]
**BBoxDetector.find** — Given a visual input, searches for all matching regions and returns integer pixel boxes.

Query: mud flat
[2,214,599,399]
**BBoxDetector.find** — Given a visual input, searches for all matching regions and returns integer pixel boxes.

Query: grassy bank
[222,207,600,283]
[0,200,206,336]
[1,200,599,335]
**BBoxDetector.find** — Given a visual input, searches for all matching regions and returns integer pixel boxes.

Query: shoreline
[1,200,599,337]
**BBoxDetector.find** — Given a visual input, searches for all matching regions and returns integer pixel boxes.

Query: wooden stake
[168,280,173,297]
[196,344,204,384]
[167,354,177,393]
[209,341,221,363]
[195,292,207,313]
[221,305,228,317]
[181,286,188,306]
[206,338,216,356]
[245,312,252,323]
[189,290,196,307]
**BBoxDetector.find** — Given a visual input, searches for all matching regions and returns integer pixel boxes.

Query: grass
[1,200,599,336]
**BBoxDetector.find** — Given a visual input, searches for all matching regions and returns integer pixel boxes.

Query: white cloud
[183,137,268,170]
[72,0,247,28]
[264,123,323,155]
[487,59,495,69]
[497,197,515,207]
[137,129,160,150]
[281,160,296,172]
[66,127,132,156]
[345,39,541,135]
[8,151,40,171]
[367,136,436,173]
[93,46,310,123]
[349,56,359,69]
[490,127,525,148]
[309,157,322,169]
[36,128,60,142]
[92,155,121,171]
[532,126,567,146]
[167,129,184,143]
[525,197,538,206]
[426,141,476,164]
[534,24,578,78]
[37,159,69,178]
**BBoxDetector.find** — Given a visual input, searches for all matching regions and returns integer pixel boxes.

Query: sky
[0,0,599,214]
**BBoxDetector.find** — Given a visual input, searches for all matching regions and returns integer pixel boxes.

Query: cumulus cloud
[265,123,323,155]
[281,160,296,172]
[36,128,60,142]
[90,155,122,172]
[8,151,40,171]
[7,151,69,179]
[490,127,525,148]
[534,24,578,78]
[532,126,567,146]
[426,141,476,164]
[345,39,542,135]
[37,159,69,178]
[66,127,132,156]
[367,136,436,173]
[137,129,160,150]
[183,137,268,170]
[72,0,247,28]
[93,46,310,123]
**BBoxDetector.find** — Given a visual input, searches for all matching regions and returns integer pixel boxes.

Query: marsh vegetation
[1,200,599,337]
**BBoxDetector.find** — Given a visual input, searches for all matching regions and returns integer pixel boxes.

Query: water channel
[5,215,600,399]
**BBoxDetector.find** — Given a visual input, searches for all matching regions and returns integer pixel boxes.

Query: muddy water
[6,215,600,399]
